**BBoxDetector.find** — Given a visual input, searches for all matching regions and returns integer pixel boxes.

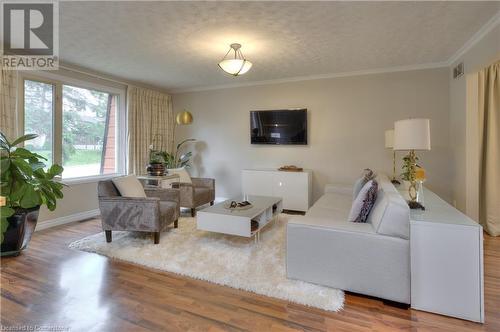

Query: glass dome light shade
[218,59,253,76]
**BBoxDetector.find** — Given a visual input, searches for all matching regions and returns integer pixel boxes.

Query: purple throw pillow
[350,180,378,223]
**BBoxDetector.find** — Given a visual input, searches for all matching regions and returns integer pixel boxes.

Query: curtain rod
[59,64,131,86]
[58,64,171,95]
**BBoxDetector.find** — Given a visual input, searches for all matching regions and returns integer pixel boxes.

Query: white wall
[38,182,99,222]
[449,23,500,218]
[173,68,451,203]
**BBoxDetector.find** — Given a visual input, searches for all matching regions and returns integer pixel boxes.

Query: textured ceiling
[59,1,500,92]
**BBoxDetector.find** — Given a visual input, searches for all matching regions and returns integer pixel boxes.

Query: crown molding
[446,10,500,66]
[171,61,449,94]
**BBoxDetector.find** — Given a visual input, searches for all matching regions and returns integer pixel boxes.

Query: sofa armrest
[192,177,215,189]
[324,183,352,195]
[144,188,180,204]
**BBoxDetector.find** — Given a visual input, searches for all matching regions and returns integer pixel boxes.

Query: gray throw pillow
[349,180,378,223]
[352,168,376,199]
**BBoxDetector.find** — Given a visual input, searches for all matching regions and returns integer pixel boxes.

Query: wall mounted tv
[250,109,307,145]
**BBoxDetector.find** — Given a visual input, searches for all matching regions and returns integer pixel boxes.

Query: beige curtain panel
[127,86,174,175]
[0,68,18,140]
[478,61,500,236]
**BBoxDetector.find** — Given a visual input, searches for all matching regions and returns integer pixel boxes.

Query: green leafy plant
[173,139,196,169]
[401,153,419,181]
[0,132,64,243]
[149,150,167,164]
[148,139,196,169]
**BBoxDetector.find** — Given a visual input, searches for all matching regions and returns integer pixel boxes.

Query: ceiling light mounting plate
[230,43,242,51]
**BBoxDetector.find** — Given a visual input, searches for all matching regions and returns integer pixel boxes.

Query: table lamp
[394,118,431,209]
[384,129,400,185]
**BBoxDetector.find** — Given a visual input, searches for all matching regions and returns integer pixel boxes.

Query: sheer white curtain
[0,68,18,140]
[127,86,174,175]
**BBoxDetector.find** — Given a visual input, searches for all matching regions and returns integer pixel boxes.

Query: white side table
[403,187,484,323]
[138,174,180,189]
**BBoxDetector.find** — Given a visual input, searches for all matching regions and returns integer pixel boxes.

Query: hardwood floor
[1,218,499,332]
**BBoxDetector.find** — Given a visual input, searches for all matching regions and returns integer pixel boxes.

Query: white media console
[242,169,312,212]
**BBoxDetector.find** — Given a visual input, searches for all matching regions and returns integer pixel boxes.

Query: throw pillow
[362,168,376,181]
[352,168,376,199]
[112,175,147,198]
[348,180,378,223]
[168,167,192,184]
[352,177,366,200]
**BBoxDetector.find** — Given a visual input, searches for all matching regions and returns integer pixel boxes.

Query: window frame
[18,72,127,184]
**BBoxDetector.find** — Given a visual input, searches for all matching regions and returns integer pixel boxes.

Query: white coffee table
[197,195,283,242]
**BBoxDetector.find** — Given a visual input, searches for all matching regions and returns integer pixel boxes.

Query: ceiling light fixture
[218,43,252,76]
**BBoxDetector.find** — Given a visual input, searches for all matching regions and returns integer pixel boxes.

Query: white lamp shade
[218,59,252,76]
[385,129,394,149]
[393,118,431,151]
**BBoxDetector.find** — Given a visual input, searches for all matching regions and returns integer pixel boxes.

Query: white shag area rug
[69,214,344,312]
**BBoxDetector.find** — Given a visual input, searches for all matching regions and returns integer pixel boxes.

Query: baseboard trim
[36,209,100,232]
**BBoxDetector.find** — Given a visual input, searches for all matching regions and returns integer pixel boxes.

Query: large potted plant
[0,133,64,257]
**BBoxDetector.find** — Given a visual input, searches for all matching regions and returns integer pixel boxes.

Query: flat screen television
[250,109,307,145]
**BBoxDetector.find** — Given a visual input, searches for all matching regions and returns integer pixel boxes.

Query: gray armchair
[172,177,215,217]
[97,180,180,244]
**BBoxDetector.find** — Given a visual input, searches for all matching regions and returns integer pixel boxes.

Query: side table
[137,174,180,189]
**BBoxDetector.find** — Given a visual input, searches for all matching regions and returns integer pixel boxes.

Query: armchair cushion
[112,175,146,198]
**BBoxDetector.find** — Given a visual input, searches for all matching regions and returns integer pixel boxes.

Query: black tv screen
[250,109,307,145]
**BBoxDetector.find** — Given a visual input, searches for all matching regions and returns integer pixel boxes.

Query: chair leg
[105,230,112,243]
[191,208,196,217]
[153,232,160,244]
[210,201,214,206]
[174,219,178,228]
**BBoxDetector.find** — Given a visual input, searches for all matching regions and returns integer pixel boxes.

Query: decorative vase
[146,163,165,176]
[1,206,40,257]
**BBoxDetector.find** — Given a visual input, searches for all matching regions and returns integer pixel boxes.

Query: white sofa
[286,174,411,304]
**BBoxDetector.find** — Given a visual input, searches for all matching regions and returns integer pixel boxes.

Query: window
[62,85,118,178]
[21,74,125,180]
[23,80,55,168]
